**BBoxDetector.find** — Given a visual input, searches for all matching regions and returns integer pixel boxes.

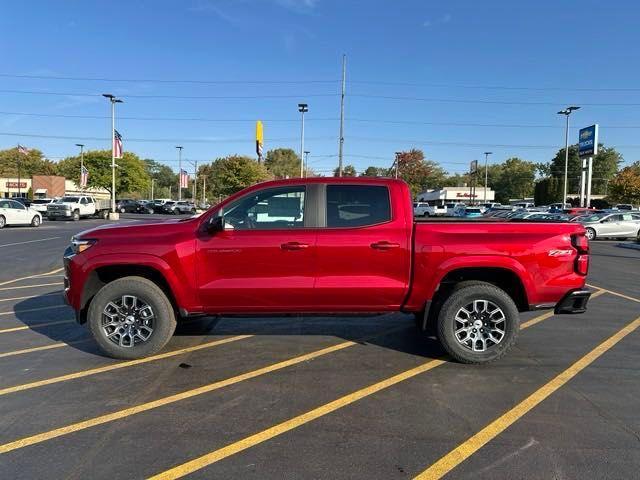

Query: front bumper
[554,289,592,314]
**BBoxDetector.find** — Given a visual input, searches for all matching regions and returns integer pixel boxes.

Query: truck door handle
[281,241,309,251]
[370,241,400,250]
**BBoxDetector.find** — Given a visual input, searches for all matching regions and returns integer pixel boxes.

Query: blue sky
[1,0,638,176]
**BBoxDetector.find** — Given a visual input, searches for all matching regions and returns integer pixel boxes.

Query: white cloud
[422,13,452,28]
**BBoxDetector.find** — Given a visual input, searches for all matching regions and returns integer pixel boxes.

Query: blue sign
[578,124,598,157]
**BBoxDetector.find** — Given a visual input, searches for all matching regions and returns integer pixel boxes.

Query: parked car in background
[615,204,635,211]
[161,201,177,214]
[136,200,155,214]
[116,199,140,214]
[11,197,32,208]
[30,198,56,217]
[513,202,535,209]
[47,196,111,221]
[174,201,197,214]
[580,212,640,240]
[0,199,42,228]
[413,202,446,217]
[460,207,484,218]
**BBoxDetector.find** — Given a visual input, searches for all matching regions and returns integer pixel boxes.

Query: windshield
[59,197,80,203]
[32,199,51,204]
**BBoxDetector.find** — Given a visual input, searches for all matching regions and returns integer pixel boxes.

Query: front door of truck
[196,185,318,312]
[314,184,411,310]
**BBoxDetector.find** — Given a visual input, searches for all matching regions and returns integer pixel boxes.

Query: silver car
[580,212,640,241]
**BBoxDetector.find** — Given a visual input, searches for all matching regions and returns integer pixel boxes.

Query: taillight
[571,233,589,275]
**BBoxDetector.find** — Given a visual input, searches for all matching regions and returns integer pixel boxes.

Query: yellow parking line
[0,282,63,292]
[0,319,74,334]
[148,357,447,480]
[146,293,609,480]
[0,339,91,359]
[587,283,640,304]
[0,327,407,454]
[413,314,640,480]
[0,334,252,397]
[0,268,64,287]
[0,304,67,316]
[0,292,60,303]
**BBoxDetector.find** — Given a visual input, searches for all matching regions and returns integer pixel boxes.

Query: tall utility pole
[75,143,85,190]
[557,106,580,206]
[102,94,123,216]
[176,146,183,201]
[202,176,206,205]
[394,152,401,179]
[150,178,155,201]
[303,151,310,178]
[338,54,346,177]
[188,160,198,201]
[298,103,308,178]
[483,151,492,202]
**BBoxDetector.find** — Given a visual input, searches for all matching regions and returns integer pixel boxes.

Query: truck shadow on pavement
[13,294,444,360]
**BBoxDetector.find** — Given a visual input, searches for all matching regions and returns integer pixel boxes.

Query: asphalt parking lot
[0,216,639,479]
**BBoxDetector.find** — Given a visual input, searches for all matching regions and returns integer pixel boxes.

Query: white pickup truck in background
[47,195,111,221]
[413,202,447,217]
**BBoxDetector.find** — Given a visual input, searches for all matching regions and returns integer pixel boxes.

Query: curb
[617,242,640,251]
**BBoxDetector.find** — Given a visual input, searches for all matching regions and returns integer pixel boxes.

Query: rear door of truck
[314,182,412,310]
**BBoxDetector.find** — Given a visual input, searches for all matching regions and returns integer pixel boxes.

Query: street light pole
[483,151,492,203]
[394,152,401,179]
[102,94,123,216]
[303,151,310,178]
[75,143,85,190]
[557,106,580,206]
[176,146,183,201]
[338,54,346,177]
[298,103,308,178]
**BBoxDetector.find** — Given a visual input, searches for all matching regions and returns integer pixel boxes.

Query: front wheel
[72,210,80,221]
[0,215,5,229]
[437,283,519,364]
[31,216,41,227]
[87,276,176,359]
[585,228,596,241]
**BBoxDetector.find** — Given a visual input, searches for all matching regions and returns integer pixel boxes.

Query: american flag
[80,165,89,188]
[17,144,31,155]
[179,169,190,189]
[113,129,123,158]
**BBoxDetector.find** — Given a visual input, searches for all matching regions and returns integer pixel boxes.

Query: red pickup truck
[64,178,591,364]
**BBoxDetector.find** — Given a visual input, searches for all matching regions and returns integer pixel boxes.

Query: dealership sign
[578,124,598,158]
[5,182,27,189]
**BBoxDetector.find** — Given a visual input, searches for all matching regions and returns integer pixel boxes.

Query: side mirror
[206,215,224,234]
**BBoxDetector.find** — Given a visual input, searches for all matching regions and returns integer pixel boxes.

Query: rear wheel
[585,227,596,241]
[88,276,176,359]
[31,216,40,227]
[0,215,5,229]
[437,283,519,364]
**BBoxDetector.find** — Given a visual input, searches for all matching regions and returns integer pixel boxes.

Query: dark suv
[116,199,139,213]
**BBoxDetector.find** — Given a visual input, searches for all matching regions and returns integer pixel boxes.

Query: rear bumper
[554,289,592,314]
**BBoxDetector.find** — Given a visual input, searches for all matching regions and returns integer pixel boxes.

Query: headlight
[70,237,97,254]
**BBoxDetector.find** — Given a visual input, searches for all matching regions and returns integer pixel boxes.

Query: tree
[333,164,357,177]
[534,177,563,205]
[490,157,537,203]
[264,148,301,179]
[608,162,640,205]
[56,149,150,196]
[394,149,447,197]
[545,144,622,195]
[144,159,177,191]
[360,166,388,177]
[205,155,272,197]
[0,147,58,177]
[442,173,468,187]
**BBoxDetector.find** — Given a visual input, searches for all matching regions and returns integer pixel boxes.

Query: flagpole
[16,144,21,198]
[176,146,183,202]
[102,94,122,217]
[76,143,85,191]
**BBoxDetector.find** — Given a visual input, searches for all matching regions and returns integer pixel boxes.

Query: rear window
[326,185,391,227]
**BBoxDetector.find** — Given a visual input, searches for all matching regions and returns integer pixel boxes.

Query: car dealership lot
[0,218,639,479]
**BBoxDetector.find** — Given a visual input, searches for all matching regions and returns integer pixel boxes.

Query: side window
[621,214,633,221]
[326,185,391,228]
[80,198,88,205]
[9,201,24,210]
[223,186,306,230]
[87,197,94,204]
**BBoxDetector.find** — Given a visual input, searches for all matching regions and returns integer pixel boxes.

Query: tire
[0,215,5,229]
[148,209,154,214]
[423,212,430,217]
[191,209,196,214]
[72,210,80,221]
[102,210,109,219]
[436,283,519,364]
[87,276,176,359]
[31,216,41,227]
[585,227,596,241]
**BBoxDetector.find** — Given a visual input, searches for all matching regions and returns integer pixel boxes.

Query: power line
[0,89,338,100]
[348,80,640,92]
[0,73,339,85]
[350,94,640,107]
